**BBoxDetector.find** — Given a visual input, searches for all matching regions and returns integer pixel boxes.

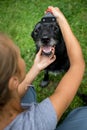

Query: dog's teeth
[42,46,52,53]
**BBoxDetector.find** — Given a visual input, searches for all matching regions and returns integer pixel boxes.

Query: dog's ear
[53,23,60,33]
[31,22,41,41]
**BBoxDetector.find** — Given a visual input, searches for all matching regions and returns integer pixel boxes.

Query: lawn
[0,0,87,121]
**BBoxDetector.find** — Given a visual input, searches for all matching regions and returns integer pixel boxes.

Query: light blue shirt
[4,98,57,130]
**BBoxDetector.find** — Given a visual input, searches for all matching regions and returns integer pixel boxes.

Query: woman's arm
[47,6,85,120]
[18,48,56,97]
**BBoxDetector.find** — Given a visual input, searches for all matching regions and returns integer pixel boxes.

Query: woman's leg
[55,106,87,130]
[21,85,37,104]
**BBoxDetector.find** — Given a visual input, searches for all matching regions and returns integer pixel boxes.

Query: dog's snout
[41,36,50,44]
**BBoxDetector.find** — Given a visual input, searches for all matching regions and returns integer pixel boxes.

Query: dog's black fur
[77,93,87,105]
[31,13,70,87]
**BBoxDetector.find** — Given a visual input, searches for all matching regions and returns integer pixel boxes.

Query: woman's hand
[46,6,65,20]
[34,47,56,71]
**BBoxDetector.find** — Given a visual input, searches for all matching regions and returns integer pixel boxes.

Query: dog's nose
[41,36,50,44]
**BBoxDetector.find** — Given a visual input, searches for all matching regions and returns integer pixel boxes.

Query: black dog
[31,12,70,87]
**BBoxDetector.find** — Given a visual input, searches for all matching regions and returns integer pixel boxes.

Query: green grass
[0,0,87,120]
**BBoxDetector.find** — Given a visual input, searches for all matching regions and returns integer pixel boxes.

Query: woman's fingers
[37,47,42,56]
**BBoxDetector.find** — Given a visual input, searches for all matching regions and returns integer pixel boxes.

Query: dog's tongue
[42,46,52,53]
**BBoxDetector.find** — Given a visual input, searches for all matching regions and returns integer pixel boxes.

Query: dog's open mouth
[42,46,54,55]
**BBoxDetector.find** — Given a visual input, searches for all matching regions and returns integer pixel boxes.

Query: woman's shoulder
[5,98,57,130]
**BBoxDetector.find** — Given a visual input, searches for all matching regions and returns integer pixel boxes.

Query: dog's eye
[54,26,59,31]
[50,24,59,32]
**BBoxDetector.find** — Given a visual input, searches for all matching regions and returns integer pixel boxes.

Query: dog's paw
[40,80,49,87]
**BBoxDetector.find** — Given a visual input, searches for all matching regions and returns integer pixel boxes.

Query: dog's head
[31,13,63,55]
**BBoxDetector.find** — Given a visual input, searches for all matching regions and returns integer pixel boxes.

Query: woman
[0,6,85,130]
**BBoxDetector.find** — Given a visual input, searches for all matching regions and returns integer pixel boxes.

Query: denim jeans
[56,106,87,130]
[21,85,37,104]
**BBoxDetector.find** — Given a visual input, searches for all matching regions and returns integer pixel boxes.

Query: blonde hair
[0,33,20,106]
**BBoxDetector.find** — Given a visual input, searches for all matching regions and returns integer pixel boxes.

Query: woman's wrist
[56,13,67,27]
[32,63,41,75]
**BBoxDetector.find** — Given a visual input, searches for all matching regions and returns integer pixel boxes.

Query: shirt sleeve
[4,98,58,130]
[34,98,58,130]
